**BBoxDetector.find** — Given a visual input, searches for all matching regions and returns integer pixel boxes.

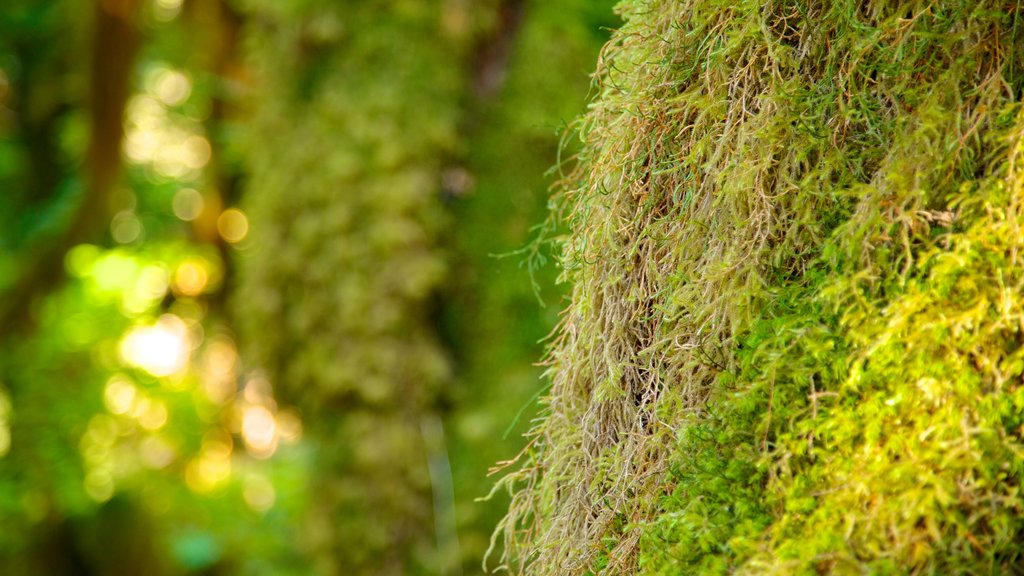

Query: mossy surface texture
[235,1,616,574]
[443,0,616,571]
[496,1,1024,574]
[236,1,473,574]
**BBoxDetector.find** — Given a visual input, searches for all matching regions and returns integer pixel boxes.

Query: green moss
[496,1,1024,573]
[235,2,481,574]
[237,1,622,573]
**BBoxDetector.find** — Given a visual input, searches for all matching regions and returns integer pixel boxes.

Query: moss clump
[496,1,1024,573]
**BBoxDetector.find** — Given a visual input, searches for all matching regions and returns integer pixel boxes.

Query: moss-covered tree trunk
[236,2,473,574]
[497,1,1024,574]
[237,1,621,573]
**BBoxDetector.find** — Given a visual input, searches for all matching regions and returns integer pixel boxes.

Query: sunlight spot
[127,95,164,128]
[154,69,191,106]
[84,415,119,447]
[137,399,169,431]
[243,475,276,513]
[81,442,108,467]
[173,188,204,221]
[125,127,160,164]
[202,339,238,404]
[217,209,249,244]
[174,258,209,296]
[916,377,942,403]
[123,265,169,317]
[203,432,233,459]
[153,0,183,21]
[243,375,272,404]
[276,409,303,444]
[85,470,115,502]
[65,244,101,277]
[120,315,191,377]
[137,265,170,300]
[185,433,233,493]
[123,88,207,178]
[0,390,10,457]
[186,321,205,352]
[242,405,278,459]
[111,210,143,244]
[182,135,211,169]
[91,253,139,293]
[154,155,190,179]
[140,435,177,469]
[104,376,137,415]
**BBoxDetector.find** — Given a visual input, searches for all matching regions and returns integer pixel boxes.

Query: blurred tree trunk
[236,1,619,573]
[235,2,480,574]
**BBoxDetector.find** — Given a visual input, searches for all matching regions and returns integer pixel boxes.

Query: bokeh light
[174,258,209,296]
[217,209,249,244]
[185,433,233,493]
[123,76,210,181]
[133,397,169,431]
[152,0,183,22]
[104,376,137,415]
[241,405,277,458]
[201,338,238,404]
[152,69,191,106]
[81,415,120,502]
[243,474,276,512]
[111,210,143,244]
[0,3,619,574]
[0,391,10,457]
[140,435,177,469]
[172,187,204,221]
[276,409,303,444]
[120,314,191,377]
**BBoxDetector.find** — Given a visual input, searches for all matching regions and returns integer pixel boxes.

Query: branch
[0,0,141,335]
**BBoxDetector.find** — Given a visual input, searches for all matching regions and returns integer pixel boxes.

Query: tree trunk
[497,1,1024,574]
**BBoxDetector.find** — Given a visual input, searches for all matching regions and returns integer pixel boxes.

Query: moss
[443,0,615,571]
[238,1,623,573]
[496,1,1024,573]
[235,2,483,574]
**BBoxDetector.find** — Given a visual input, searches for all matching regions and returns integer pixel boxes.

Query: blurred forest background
[0,0,617,574]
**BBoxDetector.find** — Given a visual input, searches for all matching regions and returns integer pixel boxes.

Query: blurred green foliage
[0,0,613,574]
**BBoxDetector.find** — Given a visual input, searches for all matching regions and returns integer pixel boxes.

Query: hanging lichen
[495,1,1024,573]
[441,0,616,570]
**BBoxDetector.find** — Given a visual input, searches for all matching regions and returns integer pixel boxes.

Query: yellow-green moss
[496,1,1024,573]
